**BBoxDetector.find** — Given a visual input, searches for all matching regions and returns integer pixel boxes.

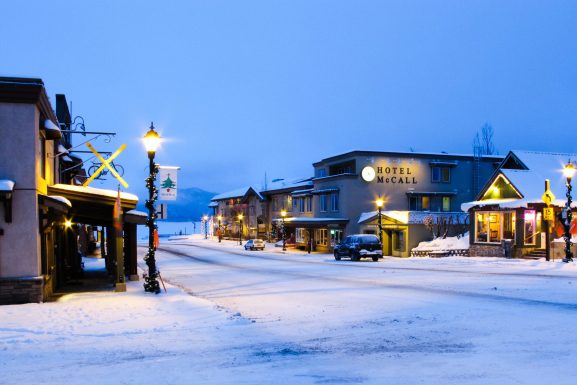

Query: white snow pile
[412,233,470,251]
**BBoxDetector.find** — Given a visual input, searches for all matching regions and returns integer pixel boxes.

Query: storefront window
[524,210,536,245]
[503,212,516,240]
[296,228,306,243]
[475,211,517,243]
[315,229,328,246]
[475,212,502,243]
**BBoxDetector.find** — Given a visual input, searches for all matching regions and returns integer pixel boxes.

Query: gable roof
[463,150,577,210]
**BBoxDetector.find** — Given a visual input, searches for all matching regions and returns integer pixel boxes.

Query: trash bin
[501,239,513,258]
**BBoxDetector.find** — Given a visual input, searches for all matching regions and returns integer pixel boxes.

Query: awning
[47,184,138,226]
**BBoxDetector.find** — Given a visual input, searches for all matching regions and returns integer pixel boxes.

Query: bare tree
[473,123,496,155]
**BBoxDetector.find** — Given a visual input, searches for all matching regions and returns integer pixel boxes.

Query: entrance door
[383,230,393,256]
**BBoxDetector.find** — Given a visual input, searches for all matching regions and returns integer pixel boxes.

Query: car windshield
[359,235,379,243]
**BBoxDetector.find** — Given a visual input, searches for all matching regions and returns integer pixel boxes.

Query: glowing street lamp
[203,215,209,239]
[142,122,161,294]
[280,210,287,251]
[376,198,384,245]
[217,215,222,243]
[238,213,244,245]
[562,161,576,263]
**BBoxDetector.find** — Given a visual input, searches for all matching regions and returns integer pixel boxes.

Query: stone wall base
[0,277,44,305]
[469,244,506,258]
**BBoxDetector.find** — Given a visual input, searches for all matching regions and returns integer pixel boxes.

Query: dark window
[409,195,430,211]
[319,195,328,212]
[317,168,327,177]
[330,193,339,211]
[431,166,450,183]
[329,160,356,176]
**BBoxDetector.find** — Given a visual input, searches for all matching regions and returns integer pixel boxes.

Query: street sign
[542,179,555,205]
[157,203,168,220]
[543,207,554,221]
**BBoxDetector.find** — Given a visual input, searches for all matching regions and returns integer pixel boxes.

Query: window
[409,195,430,211]
[524,210,536,245]
[394,231,405,252]
[296,228,306,243]
[292,197,298,211]
[272,197,278,211]
[317,168,327,178]
[431,166,450,183]
[442,197,451,212]
[39,135,46,179]
[298,198,305,213]
[475,211,516,243]
[422,196,430,210]
[330,193,339,211]
[315,229,328,246]
[503,212,516,240]
[319,195,328,212]
[305,196,312,212]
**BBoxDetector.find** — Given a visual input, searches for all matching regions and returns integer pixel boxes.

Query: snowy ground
[2,236,577,384]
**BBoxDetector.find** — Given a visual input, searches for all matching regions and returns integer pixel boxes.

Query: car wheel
[372,256,379,262]
[334,251,341,260]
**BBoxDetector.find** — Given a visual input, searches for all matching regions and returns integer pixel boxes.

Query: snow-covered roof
[57,144,69,154]
[48,195,72,207]
[126,209,147,217]
[211,177,313,202]
[211,186,262,201]
[208,201,219,207]
[0,179,15,192]
[261,177,313,193]
[44,119,61,133]
[50,184,138,202]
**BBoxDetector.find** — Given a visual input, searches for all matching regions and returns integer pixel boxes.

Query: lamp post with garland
[217,215,222,242]
[562,161,576,263]
[281,210,287,251]
[203,215,209,239]
[142,122,161,294]
[376,198,384,246]
[238,213,244,246]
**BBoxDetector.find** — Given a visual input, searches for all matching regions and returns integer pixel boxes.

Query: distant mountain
[137,187,216,222]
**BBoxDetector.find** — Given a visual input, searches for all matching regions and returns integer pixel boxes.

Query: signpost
[542,179,554,261]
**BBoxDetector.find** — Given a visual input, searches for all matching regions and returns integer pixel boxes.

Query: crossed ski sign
[83,142,129,188]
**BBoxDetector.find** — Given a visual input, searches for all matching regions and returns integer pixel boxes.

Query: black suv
[334,234,382,262]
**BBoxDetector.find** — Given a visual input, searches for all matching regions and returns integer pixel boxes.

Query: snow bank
[412,233,470,251]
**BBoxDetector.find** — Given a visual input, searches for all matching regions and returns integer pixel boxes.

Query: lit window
[442,197,450,212]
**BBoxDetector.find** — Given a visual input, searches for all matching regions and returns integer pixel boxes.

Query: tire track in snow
[152,244,577,311]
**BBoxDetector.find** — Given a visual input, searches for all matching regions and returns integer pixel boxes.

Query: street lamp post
[563,161,576,263]
[217,215,222,242]
[143,122,161,294]
[203,215,209,239]
[376,198,384,245]
[281,210,287,251]
[238,213,244,245]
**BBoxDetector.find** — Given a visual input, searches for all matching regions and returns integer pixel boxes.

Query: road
[137,240,577,384]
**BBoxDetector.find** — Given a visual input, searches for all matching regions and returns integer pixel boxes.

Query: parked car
[244,239,265,251]
[334,234,382,261]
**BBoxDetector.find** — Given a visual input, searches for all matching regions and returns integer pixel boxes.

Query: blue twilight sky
[2,0,577,196]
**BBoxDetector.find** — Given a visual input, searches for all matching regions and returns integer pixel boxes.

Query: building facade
[211,150,503,256]
[0,77,143,305]
[463,150,576,259]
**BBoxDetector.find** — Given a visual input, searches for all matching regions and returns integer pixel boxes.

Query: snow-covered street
[3,237,577,384]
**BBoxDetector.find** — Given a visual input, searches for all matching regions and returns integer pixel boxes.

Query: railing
[410,249,469,257]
